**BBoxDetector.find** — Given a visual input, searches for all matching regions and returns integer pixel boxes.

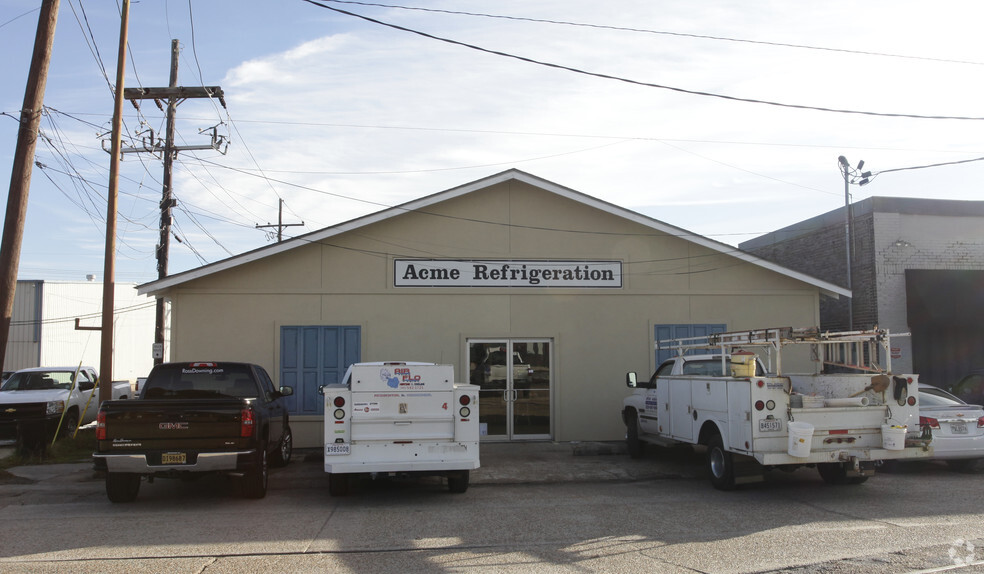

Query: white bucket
[787,422,814,458]
[882,424,906,450]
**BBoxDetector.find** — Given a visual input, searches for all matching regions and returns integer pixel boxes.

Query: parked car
[947,370,984,407]
[918,385,984,471]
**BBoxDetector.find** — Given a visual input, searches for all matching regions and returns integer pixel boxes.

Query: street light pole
[838,156,854,331]
[837,156,872,332]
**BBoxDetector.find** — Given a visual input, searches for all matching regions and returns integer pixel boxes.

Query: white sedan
[919,385,984,471]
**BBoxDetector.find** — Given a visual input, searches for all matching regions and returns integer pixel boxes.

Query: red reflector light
[241,408,255,437]
[907,396,916,406]
[756,380,765,388]
[920,416,939,429]
[978,416,984,429]
[754,400,765,411]
[96,410,107,440]
[829,429,849,435]
[459,395,471,406]
[333,396,345,408]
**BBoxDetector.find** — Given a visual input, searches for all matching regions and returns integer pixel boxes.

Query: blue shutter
[281,326,361,416]
[654,323,726,365]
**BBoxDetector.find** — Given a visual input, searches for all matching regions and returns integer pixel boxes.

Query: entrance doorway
[467,339,552,441]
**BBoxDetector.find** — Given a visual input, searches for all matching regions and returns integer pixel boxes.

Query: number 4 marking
[442,402,448,410]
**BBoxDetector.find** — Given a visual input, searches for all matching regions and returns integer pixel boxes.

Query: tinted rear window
[143,364,257,399]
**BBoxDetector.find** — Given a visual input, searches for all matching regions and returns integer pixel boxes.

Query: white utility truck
[622,327,932,490]
[321,362,480,495]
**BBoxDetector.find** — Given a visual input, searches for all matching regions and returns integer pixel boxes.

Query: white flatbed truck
[321,362,480,495]
[622,327,932,490]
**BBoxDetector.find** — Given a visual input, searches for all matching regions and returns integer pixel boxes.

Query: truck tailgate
[100,398,249,449]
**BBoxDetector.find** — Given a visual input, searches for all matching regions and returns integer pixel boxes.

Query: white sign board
[394,259,622,288]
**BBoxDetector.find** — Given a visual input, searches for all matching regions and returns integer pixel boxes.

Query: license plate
[759,419,783,432]
[325,444,351,456]
[950,422,968,435]
[161,452,186,464]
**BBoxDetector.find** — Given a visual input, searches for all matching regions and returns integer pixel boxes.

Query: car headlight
[46,401,64,416]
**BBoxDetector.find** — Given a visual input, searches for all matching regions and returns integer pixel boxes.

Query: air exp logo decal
[380,367,424,389]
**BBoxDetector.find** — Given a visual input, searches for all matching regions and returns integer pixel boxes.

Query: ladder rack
[656,327,909,375]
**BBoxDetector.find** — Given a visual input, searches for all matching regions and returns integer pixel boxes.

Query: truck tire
[626,413,644,459]
[59,409,79,439]
[241,446,268,499]
[106,472,141,503]
[329,473,350,497]
[707,434,737,491]
[447,470,470,494]
[817,462,869,485]
[271,425,293,468]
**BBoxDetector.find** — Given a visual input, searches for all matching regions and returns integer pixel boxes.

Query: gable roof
[138,169,849,298]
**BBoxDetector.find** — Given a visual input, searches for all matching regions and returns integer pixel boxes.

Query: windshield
[1,371,74,391]
[143,364,257,399]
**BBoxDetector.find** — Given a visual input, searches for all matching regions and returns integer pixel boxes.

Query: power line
[302,0,984,121]
[320,0,984,67]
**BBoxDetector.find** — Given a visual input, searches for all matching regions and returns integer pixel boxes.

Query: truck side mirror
[279,386,293,397]
[626,372,638,388]
[78,381,95,391]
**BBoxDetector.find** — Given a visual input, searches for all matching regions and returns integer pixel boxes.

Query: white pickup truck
[0,366,131,446]
[321,362,480,496]
[622,327,932,490]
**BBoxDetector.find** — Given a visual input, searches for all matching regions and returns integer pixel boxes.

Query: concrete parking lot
[2,442,984,573]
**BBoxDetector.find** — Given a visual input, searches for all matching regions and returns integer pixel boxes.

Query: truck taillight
[920,415,939,429]
[978,416,984,428]
[96,410,107,440]
[333,396,345,408]
[241,408,255,437]
[459,395,470,406]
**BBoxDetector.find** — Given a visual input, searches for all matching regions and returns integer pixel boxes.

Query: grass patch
[0,428,95,470]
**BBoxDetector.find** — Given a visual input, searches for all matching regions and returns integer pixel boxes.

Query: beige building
[139,170,848,448]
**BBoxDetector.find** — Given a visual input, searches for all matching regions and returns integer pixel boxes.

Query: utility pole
[0,0,60,374]
[122,40,226,366]
[256,199,304,242]
[99,0,129,406]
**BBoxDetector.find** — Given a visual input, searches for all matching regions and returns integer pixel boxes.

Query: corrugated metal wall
[3,280,42,371]
[4,280,157,381]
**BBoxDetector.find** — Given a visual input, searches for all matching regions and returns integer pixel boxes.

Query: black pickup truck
[92,361,293,502]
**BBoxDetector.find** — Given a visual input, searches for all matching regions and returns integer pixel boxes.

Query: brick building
[740,197,984,388]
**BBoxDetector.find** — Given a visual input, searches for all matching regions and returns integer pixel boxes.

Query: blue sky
[2,1,983,284]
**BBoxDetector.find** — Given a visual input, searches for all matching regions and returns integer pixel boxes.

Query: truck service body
[623,327,932,489]
[321,362,480,495]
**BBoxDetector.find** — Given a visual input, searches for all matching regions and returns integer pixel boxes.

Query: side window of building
[654,323,726,365]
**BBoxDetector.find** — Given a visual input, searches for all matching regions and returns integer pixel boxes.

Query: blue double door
[280,326,361,416]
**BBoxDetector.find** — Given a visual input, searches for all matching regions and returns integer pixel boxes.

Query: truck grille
[0,402,47,422]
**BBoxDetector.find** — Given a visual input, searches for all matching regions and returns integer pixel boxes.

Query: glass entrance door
[468,339,551,441]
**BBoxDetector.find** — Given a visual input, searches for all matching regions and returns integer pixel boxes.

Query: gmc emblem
[159,422,189,430]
